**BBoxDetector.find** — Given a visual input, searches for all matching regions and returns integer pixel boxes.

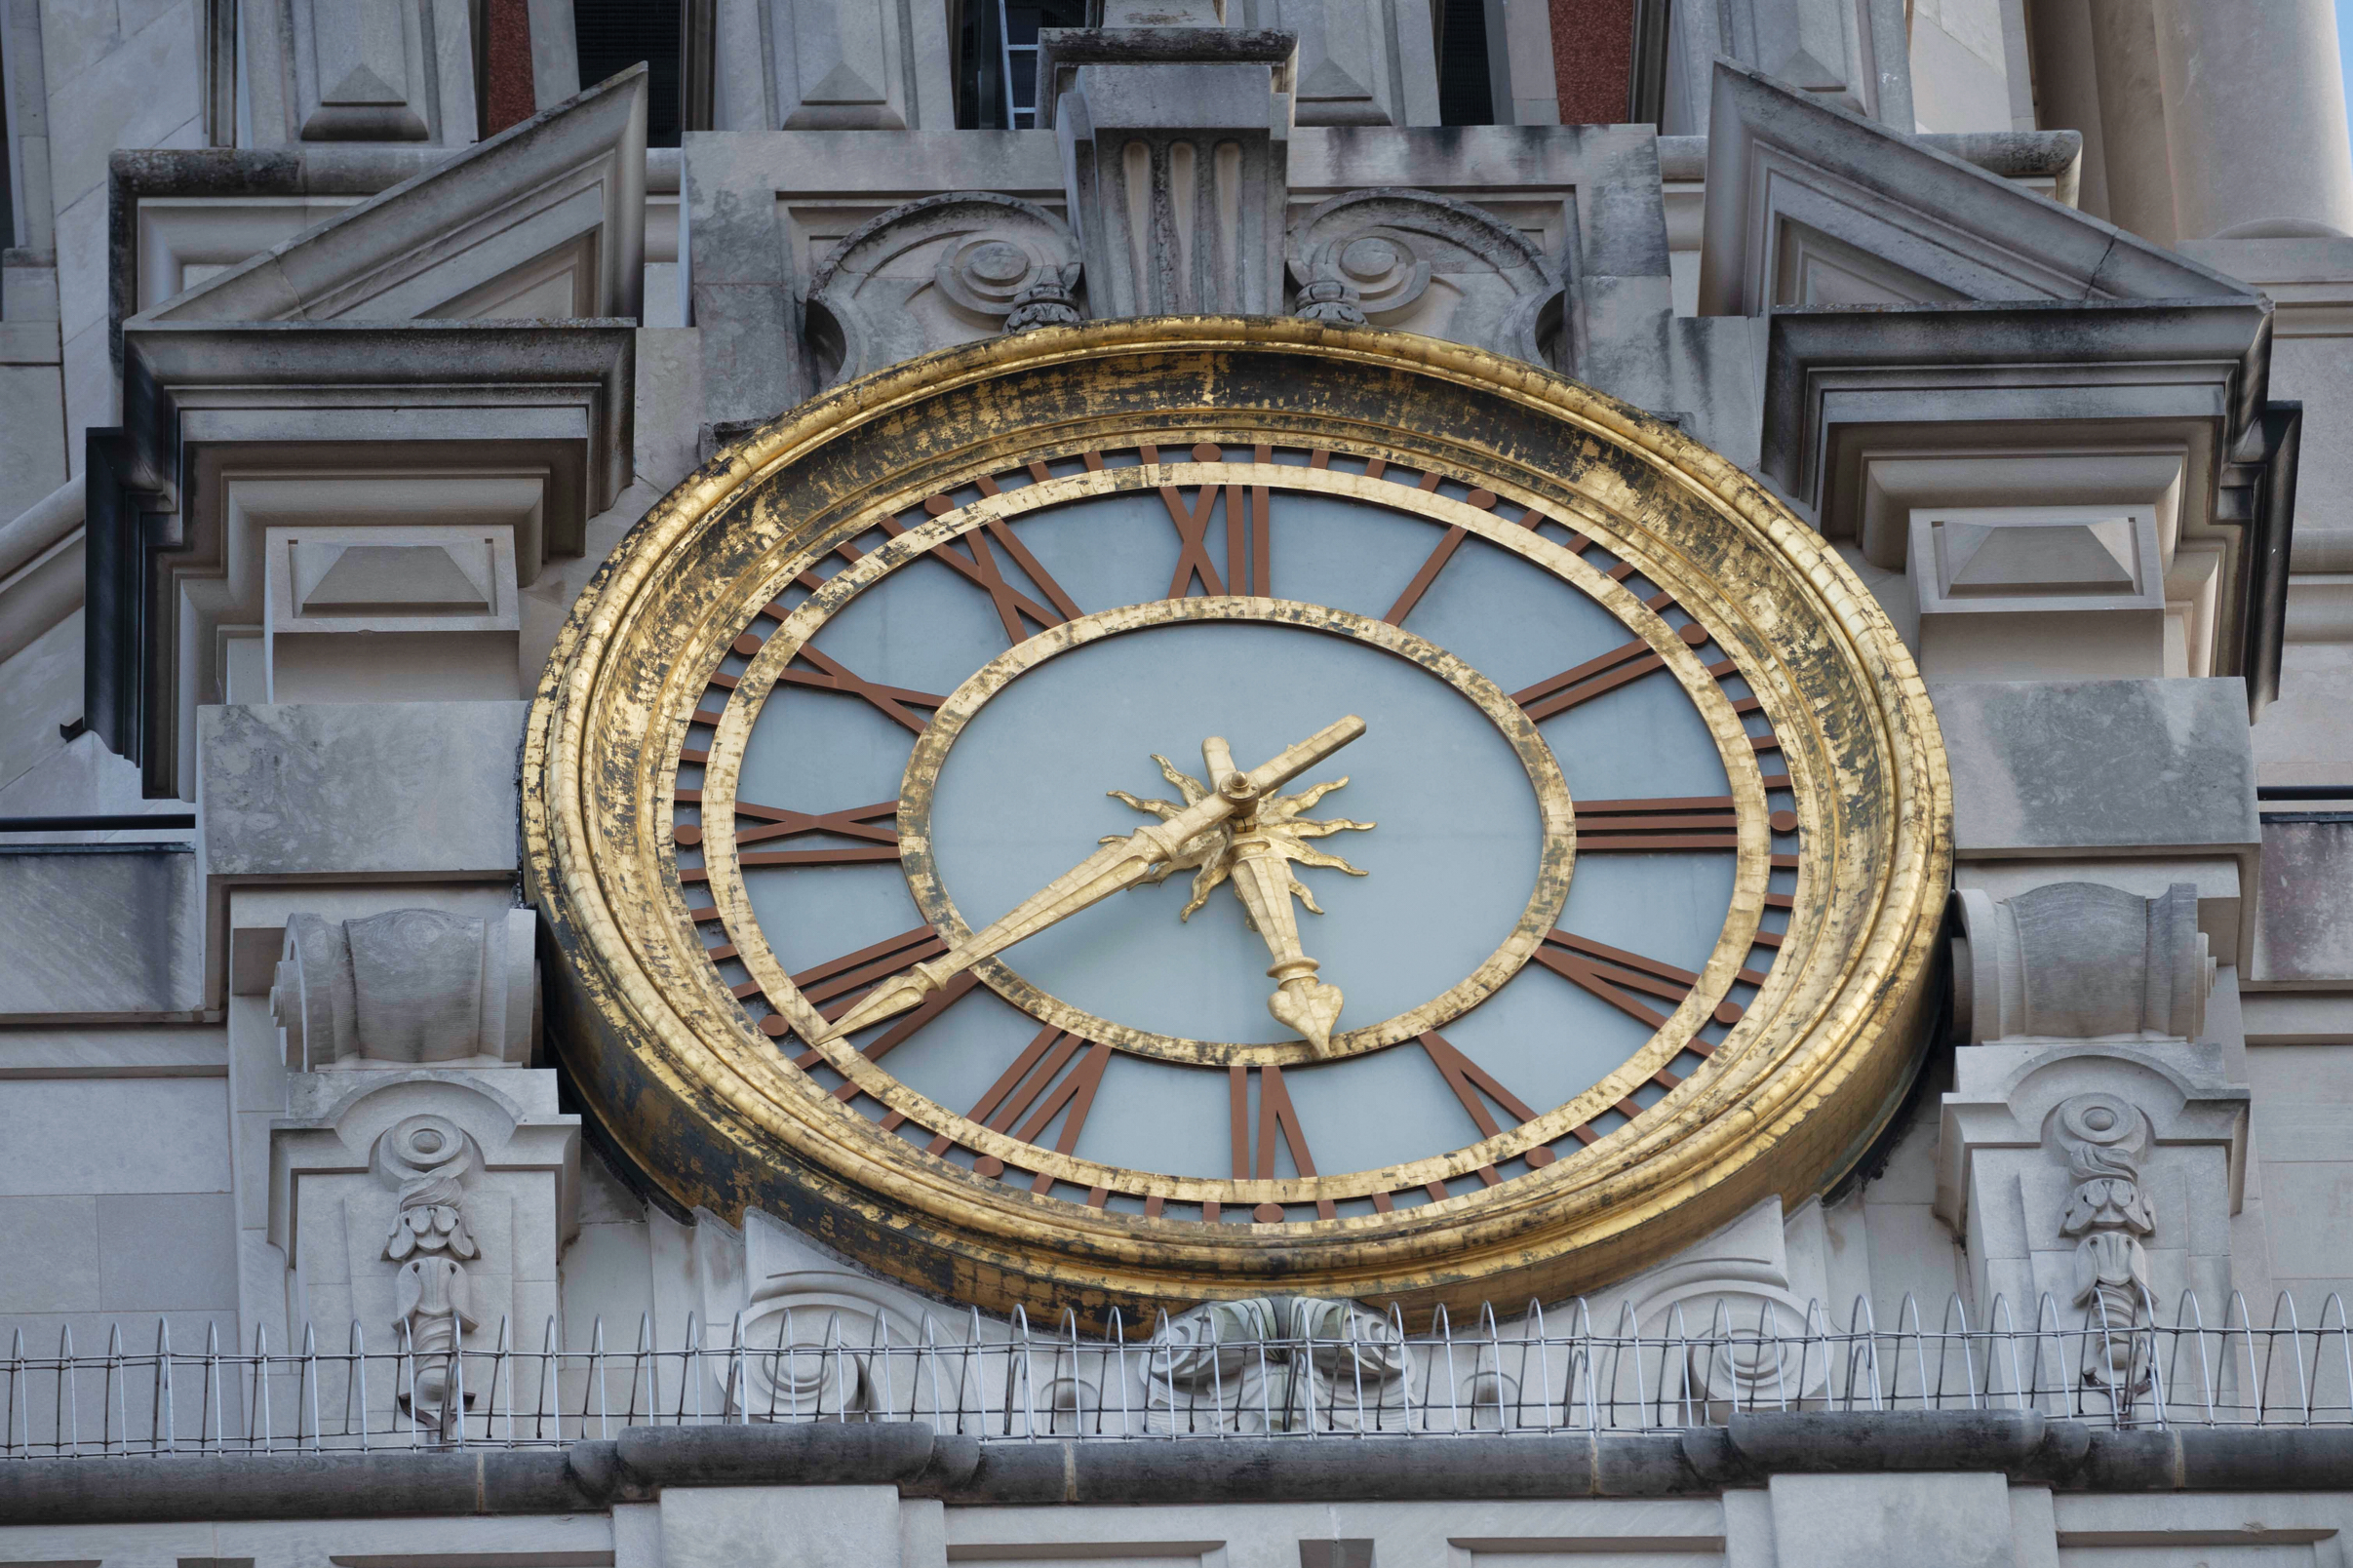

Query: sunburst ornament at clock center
[1107,737,1375,1053]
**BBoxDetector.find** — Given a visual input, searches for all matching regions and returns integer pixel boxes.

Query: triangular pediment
[1699,59,2254,316]
[139,65,647,326]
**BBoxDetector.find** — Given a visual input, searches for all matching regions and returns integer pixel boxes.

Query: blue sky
[2343,0,2353,148]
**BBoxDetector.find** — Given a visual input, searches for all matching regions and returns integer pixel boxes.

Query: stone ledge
[9,1414,2353,1522]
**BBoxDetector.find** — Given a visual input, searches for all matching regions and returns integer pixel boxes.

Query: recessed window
[574,0,683,146]
[960,0,1086,129]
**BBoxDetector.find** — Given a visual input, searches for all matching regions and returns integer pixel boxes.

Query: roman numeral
[675,794,899,879]
[1512,613,1696,722]
[1533,930,1760,1031]
[928,1024,1114,1196]
[777,647,944,734]
[1150,443,1272,598]
[1418,1030,1540,1139]
[1397,1030,1556,1202]
[1576,796,1740,852]
[791,494,1081,646]
[1230,1063,1334,1219]
[761,924,982,1066]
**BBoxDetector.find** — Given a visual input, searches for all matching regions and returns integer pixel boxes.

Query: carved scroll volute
[804,193,1084,388]
[1954,882,2215,1043]
[1285,189,1565,370]
[1148,1296,1409,1433]
[273,914,358,1070]
[376,1114,482,1437]
[2051,1092,2156,1406]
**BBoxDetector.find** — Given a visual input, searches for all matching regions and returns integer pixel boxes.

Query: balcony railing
[9,1289,2353,1459]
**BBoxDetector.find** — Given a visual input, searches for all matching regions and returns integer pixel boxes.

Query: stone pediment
[137,66,648,326]
[1699,59,2254,315]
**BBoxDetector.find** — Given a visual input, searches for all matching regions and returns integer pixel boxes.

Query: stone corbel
[1953,882,2216,1044]
[272,908,537,1070]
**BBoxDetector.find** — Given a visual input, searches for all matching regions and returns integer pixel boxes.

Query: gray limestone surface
[0,845,200,1018]
[198,701,528,881]
[1931,679,2259,856]
[2255,818,2353,983]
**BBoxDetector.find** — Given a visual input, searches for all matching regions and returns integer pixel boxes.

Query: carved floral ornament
[2051,1092,2157,1404]
[375,1114,482,1435]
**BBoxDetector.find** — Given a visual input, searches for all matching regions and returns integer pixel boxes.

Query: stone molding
[1953,882,2215,1044]
[1243,0,1437,128]
[272,906,537,1070]
[1665,0,1914,137]
[16,1413,2353,1522]
[804,194,1082,386]
[139,67,647,327]
[708,0,958,131]
[1284,188,1562,368]
[239,0,480,146]
[1700,59,2239,318]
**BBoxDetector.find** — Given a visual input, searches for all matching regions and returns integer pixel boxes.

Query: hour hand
[808,716,1366,1043]
[1201,738,1349,1056]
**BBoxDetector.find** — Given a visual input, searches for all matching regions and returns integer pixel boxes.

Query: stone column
[2147,0,2353,240]
[2082,0,2181,244]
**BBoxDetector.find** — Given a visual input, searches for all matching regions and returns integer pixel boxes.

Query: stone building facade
[5,2,2353,1566]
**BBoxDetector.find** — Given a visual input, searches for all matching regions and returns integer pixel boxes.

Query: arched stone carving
[728,1270,921,1422]
[1954,882,2216,1043]
[1612,1196,1829,1408]
[804,194,1083,388]
[1286,189,1565,369]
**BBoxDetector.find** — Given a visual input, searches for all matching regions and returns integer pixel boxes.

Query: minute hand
[812,716,1367,1042]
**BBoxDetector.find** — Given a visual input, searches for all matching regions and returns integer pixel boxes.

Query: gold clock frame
[523,316,1952,1324]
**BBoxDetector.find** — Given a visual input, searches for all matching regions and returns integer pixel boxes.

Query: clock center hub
[896,598,1576,1064]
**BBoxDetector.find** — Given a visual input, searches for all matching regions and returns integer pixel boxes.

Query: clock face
[527,320,1949,1319]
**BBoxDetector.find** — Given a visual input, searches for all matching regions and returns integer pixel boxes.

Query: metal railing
[9,1289,2353,1459]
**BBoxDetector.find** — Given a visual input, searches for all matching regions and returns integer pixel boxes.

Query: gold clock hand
[811,716,1366,1042]
[1201,737,1348,1057]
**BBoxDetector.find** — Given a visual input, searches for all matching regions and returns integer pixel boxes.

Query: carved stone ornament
[271,908,537,1069]
[804,194,1083,387]
[728,1272,919,1422]
[2051,1092,2156,1408]
[1147,1296,1411,1433]
[1953,882,2216,1043]
[1286,190,1565,369]
[376,1114,482,1436]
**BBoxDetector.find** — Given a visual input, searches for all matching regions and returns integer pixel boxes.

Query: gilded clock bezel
[523,316,1951,1323]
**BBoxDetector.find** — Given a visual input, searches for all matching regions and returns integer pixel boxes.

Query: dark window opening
[959,0,1085,129]
[574,0,683,145]
[1436,0,1496,126]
